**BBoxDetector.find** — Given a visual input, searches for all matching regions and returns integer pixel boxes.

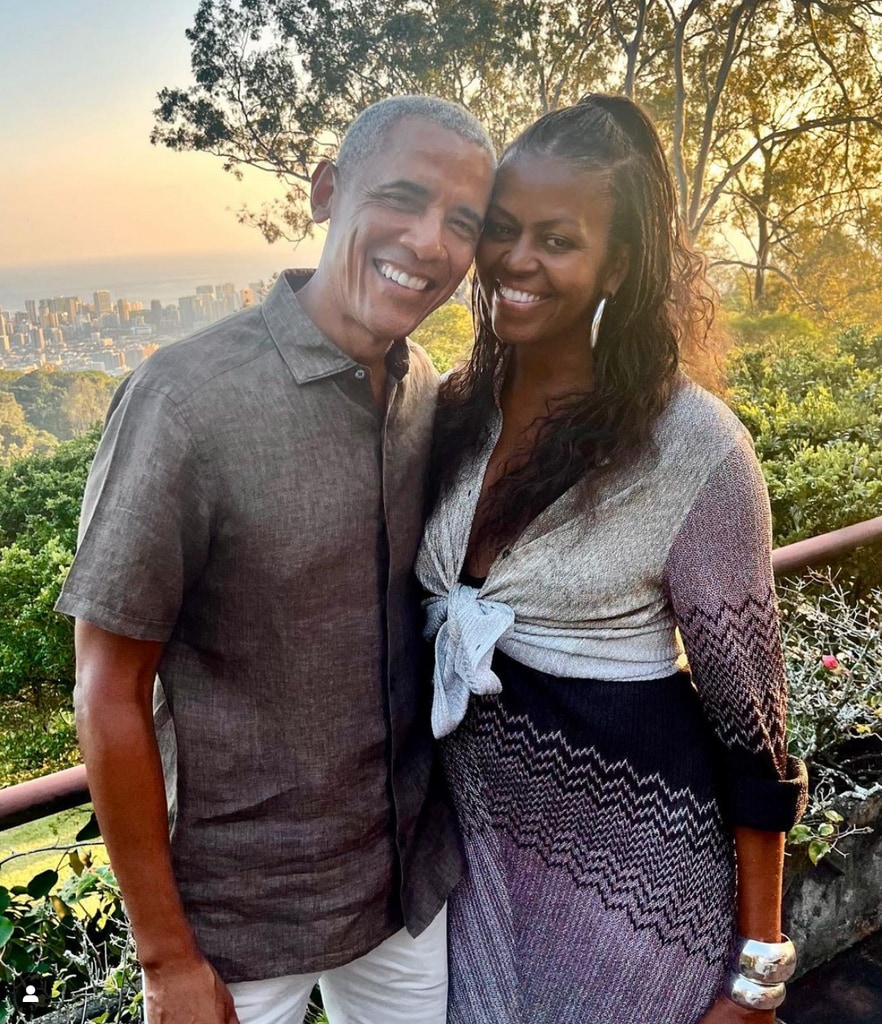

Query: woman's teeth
[498,284,542,304]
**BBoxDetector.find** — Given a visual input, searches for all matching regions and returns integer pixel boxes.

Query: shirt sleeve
[55,378,212,642]
[662,432,808,832]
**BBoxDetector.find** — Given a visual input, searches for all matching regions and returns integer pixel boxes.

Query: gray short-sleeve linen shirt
[56,271,461,982]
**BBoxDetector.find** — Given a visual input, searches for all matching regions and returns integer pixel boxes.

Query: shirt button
[354,368,367,380]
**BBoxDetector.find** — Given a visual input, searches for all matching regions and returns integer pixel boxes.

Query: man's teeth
[378,263,429,291]
[498,284,543,304]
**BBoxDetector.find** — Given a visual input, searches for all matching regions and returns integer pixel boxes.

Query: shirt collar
[261,269,411,384]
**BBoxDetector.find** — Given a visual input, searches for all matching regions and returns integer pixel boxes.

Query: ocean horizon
[0,250,312,312]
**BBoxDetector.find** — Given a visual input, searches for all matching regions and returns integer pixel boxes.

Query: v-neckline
[455,405,586,588]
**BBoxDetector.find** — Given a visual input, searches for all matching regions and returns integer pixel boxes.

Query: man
[56,95,496,1024]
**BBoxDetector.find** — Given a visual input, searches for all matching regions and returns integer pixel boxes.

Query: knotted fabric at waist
[423,582,515,738]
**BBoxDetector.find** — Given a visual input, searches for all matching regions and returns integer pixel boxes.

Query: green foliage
[0,431,98,779]
[781,575,882,863]
[2,372,116,443]
[0,394,55,466]
[727,324,882,591]
[0,428,99,552]
[410,302,474,374]
[0,846,139,1023]
[0,540,76,703]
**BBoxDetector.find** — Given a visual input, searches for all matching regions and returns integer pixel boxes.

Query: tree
[152,0,882,316]
[410,301,475,372]
[5,371,116,441]
[0,430,99,706]
[0,393,56,465]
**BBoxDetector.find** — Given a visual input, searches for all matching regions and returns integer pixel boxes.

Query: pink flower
[822,654,839,670]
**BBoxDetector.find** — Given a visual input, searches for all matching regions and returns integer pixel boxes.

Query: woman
[416,95,808,1024]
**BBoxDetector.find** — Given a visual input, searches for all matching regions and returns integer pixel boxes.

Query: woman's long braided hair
[430,93,717,554]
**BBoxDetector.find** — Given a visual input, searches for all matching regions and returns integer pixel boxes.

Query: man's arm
[74,620,239,1024]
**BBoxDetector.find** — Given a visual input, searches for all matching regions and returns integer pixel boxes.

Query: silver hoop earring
[590,294,610,350]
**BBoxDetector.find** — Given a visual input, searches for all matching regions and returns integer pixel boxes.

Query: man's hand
[699,994,777,1023]
[142,953,240,1024]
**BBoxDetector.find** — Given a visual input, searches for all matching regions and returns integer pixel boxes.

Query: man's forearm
[74,623,199,968]
[77,698,198,966]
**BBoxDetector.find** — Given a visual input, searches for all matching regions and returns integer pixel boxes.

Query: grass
[0,805,106,891]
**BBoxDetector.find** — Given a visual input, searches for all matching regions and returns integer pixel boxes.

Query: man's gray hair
[336,95,496,178]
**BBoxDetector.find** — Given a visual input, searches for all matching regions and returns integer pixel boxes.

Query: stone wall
[784,787,882,976]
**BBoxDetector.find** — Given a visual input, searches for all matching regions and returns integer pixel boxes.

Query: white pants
[227,908,447,1024]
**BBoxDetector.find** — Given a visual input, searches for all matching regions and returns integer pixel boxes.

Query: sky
[0,0,322,270]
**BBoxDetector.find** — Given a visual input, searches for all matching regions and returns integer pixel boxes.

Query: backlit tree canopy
[152,0,882,312]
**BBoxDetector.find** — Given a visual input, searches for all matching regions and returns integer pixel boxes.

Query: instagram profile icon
[13,975,52,1015]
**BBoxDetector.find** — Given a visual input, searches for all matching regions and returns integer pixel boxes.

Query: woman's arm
[734,826,784,943]
[662,432,807,1022]
[697,827,785,1022]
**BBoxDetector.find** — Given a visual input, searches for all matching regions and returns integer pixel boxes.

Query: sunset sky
[0,0,323,270]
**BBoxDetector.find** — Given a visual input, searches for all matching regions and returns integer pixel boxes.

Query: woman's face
[476,154,628,351]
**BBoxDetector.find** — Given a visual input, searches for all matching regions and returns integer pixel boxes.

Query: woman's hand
[698,994,778,1023]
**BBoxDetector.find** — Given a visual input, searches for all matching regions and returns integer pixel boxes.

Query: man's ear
[310,160,338,224]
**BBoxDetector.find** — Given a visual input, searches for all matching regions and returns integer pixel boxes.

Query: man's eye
[383,192,418,207]
[449,217,478,238]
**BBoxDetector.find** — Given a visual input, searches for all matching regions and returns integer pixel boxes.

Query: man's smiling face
[313,117,495,361]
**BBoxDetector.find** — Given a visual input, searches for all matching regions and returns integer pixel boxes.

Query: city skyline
[0,274,277,376]
[0,1,322,270]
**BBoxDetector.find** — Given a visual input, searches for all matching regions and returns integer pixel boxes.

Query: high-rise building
[25,299,37,323]
[53,296,80,321]
[117,299,131,323]
[93,290,113,315]
[149,299,163,326]
[179,296,200,329]
[215,282,239,317]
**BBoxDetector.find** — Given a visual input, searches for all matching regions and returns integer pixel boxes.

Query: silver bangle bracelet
[736,934,797,984]
[727,972,787,1010]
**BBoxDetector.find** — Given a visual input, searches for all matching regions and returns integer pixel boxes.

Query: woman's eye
[483,220,515,240]
[547,236,573,250]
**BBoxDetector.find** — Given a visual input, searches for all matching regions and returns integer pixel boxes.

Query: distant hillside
[0,369,118,464]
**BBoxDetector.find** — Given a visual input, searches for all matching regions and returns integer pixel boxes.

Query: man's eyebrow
[376,180,431,199]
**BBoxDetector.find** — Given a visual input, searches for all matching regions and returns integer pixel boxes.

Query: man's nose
[401,211,446,262]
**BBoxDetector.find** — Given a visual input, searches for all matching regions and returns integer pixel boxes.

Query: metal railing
[2,514,881,833]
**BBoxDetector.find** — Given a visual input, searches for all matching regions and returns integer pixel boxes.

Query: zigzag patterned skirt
[443,652,736,1024]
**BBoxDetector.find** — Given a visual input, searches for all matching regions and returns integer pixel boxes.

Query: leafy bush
[0,431,98,779]
[0,700,79,789]
[0,821,139,1024]
[781,575,882,862]
[727,324,882,591]
[410,302,474,373]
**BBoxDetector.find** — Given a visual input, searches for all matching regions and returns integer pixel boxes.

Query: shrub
[0,823,138,1024]
[781,574,882,862]
[727,324,882,591]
